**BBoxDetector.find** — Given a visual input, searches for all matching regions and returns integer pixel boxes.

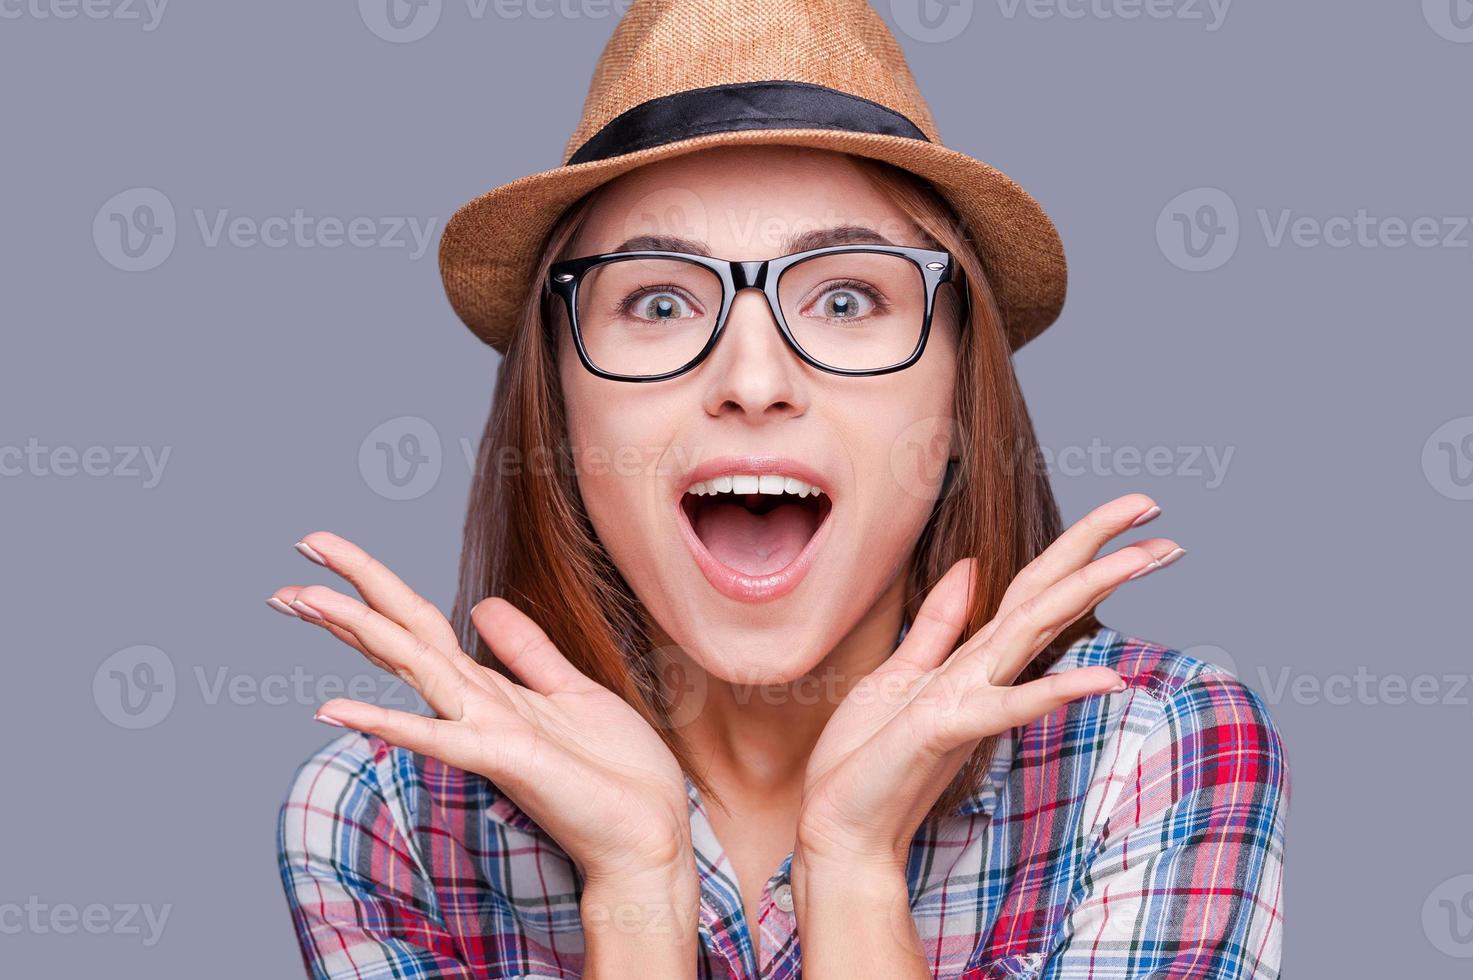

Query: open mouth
[675,470,835,602]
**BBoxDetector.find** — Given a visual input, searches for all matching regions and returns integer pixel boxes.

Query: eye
[620,285,702,322]
[802,279,889,321]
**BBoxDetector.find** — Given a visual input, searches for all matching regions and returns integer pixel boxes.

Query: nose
[699,286,808,422]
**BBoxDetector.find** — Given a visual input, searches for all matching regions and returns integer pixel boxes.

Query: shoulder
[1046,625,1290,803]
[276,731,406,860]
[276,729,526,861]
[279,729,409,814]
[1054,624,1283,732]
[276,731,456,855]
[1003,629,1289,977]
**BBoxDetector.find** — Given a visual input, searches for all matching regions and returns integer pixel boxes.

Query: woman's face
[557,145,960,684]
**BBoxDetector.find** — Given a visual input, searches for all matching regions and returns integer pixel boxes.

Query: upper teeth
[685,474,824,498]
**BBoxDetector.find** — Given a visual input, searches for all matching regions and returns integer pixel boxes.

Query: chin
[674,622,836,687]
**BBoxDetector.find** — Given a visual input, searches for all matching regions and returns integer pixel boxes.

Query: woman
[275,2,1287,977]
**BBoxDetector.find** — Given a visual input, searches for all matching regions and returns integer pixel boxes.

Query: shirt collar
[952,726,1014,819]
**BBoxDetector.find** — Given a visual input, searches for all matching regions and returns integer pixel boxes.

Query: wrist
[579,866,700,980]
[579,828,698,890]
[792,827,910,881]
[791,846,910,911]
[579,885,699,942]
[790,850,924,974]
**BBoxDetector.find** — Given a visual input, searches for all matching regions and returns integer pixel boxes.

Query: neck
[656,570,910,801]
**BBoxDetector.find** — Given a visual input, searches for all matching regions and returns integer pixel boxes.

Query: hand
[793,493,1184,872]
[268,532,694,888]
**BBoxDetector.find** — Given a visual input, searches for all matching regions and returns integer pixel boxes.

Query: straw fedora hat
[438,0,1067,354]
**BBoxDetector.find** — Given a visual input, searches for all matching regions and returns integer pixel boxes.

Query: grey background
[2,0,1470,975]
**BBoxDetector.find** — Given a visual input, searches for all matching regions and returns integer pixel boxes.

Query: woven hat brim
[438,127,1066,353]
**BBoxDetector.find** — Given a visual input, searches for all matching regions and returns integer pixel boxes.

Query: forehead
[570,145,930,260]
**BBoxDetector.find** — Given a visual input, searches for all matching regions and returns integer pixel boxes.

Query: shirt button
[773,881,794,913]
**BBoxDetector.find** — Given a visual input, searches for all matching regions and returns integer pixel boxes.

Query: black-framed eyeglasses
[547,243,955,382]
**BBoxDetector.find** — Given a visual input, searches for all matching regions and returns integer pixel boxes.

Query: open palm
[796,494,1184,867]
[271,532,691,884]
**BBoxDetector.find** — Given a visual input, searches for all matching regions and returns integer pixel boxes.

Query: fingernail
[1111,678,1128,692]
[1155,546,1187,569]
[294,540,328,566]
[290,598,326,621]
[265,597,299,618]
[1129,504,1162,528]
[314,711,347,728]
[1127,559,1162,581]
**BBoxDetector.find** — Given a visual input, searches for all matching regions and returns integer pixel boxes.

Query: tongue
[693,501,818,576]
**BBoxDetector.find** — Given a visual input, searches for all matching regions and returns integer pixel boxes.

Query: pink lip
[672,454,836,603]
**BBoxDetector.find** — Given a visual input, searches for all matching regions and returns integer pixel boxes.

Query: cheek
[822,371,954,560]
[863,348,959,509]
[558,357,681,572]
[562,393,648,525]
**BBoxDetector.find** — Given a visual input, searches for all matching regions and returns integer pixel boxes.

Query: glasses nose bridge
[714,257,793,370]
[731,259,768,291]
[722,258,785,341]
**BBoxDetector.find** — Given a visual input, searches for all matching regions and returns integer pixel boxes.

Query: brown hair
[450,153,1100,822]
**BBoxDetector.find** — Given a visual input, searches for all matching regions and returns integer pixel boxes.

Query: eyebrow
[610,223,903,256]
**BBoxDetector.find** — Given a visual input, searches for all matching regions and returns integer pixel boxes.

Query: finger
[888,558,977,671]
[291,585,469,720]
[268,585,378,663]
[958,543,1171,687]
[275,584,520,705]
[295,531,460,654]
[962,667,1126,738]
[314,699,491,775]
[968,536,1182,650]
[472,597,598,697]
[993,494,1160,624]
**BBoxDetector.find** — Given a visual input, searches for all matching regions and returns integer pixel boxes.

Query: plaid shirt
[278,624,1288,979]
